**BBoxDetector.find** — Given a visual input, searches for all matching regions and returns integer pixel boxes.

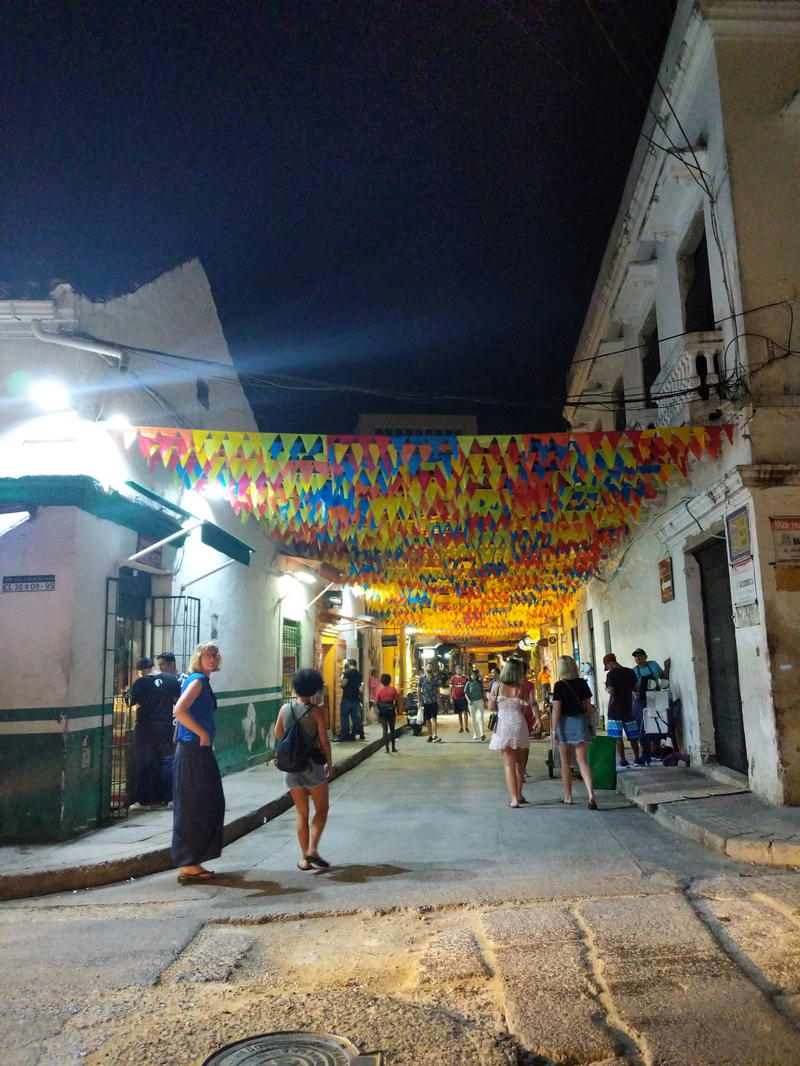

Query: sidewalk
[616,764,800,867]
[0,728,391,902]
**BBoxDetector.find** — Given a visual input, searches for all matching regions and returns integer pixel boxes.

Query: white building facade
[564,0,800,804]
[0,260,321,841]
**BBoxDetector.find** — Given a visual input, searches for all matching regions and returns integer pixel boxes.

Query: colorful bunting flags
[131,426,732,640]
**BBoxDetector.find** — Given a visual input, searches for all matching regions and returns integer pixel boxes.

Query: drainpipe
[31,319,125,365]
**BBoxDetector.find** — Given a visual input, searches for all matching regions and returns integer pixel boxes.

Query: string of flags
[131,425,732,640]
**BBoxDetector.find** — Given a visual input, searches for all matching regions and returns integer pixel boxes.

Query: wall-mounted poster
[726,506,752,564]
[731,557,758,607]
[658,557,674,603]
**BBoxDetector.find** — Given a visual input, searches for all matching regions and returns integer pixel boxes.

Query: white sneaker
[616,762,630,771]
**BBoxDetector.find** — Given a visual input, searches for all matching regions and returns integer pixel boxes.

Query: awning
[125,479,254,566]
[0,475,187,545]
[0,475,254,567]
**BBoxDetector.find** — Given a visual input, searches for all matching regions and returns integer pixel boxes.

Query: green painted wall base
[0,688,284,844]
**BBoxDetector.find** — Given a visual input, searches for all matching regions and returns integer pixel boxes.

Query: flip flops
[305,854,330,868]
[177,869,216,884]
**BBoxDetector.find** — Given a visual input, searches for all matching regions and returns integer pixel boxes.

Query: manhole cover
[201,1031,383,1065]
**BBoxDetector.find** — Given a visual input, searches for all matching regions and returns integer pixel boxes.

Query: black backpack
[275,702,313,773]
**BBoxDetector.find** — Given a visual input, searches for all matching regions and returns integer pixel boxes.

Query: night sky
[3,1,676,433]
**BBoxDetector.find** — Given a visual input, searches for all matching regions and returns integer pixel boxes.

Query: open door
[695,539,747,774]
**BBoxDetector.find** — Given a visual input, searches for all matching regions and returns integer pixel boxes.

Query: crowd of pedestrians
[124,640,679,883]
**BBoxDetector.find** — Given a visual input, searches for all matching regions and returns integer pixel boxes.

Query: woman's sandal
[177,869,216,884]
[305,854,330,869]
[559,798,574,805]
[297,858,313,871]
[588,800,599,810]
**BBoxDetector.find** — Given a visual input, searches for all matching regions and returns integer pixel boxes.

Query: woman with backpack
[274,668,333,871]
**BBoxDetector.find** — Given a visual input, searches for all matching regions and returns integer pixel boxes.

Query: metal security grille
[282,619,302,699]
[102,569,150,821]
[148,595,201,674]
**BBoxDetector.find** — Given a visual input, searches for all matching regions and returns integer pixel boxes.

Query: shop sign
[658,557,674,603]
[731,557,758,607]
[2,574,56,592]
[770,516,800,564]
[726,506,752,563]
[381,634,398,646]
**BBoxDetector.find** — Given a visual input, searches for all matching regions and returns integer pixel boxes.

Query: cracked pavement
[3,727,800,1065]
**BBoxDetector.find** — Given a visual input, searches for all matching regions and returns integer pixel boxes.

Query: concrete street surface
[3,722,800,1065]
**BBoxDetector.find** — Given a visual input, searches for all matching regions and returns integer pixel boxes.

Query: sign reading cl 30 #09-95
[2,574,56,592]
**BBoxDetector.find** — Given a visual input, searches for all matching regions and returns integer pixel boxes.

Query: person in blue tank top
[172,642,225,884]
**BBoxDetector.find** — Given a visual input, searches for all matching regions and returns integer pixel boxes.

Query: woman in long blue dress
[172,642,225,884]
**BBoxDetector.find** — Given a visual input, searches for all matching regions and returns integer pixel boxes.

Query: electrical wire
[485,0,707,166]
[106,299,794,420]
[582,0,712,198]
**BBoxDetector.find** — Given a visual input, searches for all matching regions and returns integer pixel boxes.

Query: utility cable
[486,0,708,173]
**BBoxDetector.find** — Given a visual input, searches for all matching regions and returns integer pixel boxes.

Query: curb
[617,774,800,869]
[0,732,393,902]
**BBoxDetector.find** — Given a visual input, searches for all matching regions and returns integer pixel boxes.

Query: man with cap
[632,648,666,764]
[603,652,643,768]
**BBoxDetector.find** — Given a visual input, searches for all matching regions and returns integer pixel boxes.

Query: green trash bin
[587,735,617,790]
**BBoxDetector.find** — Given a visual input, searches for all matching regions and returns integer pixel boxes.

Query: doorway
[320,636,337,734]
[102,568,151,819]
[101,574,201,821]
[695,539,747,774]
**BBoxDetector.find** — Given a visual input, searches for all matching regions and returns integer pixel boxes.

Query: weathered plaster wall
[714,33,800,459]
[76,258,257,432]
[749,484,800,803]
[0,508,79,708]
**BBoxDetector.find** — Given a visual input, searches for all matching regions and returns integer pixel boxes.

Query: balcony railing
[652,330,726,426]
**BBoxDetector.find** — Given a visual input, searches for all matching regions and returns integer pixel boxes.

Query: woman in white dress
[487,658,531,808]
